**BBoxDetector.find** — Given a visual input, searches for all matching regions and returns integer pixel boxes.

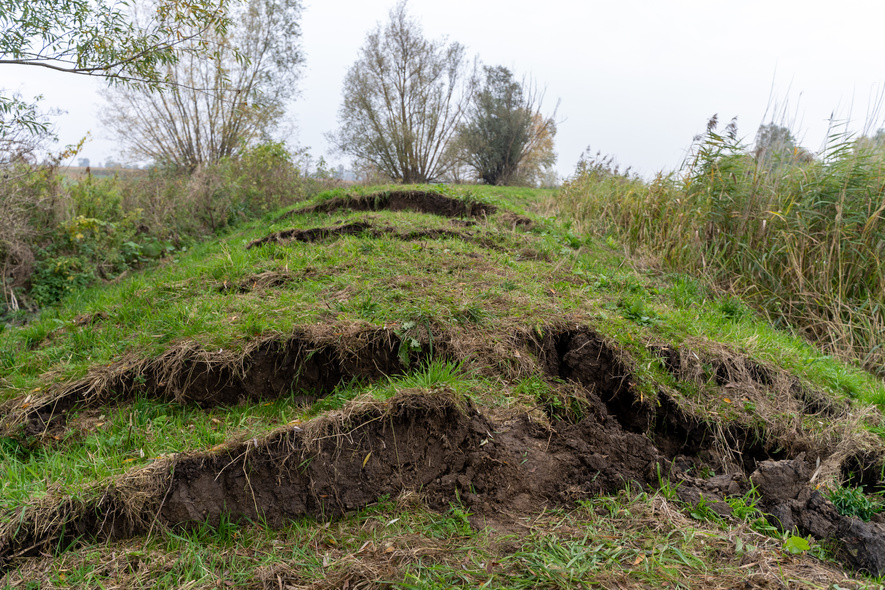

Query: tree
[1,0,232,134]
[101,0,303,169]
[457,66,557,186]
[329,1,471,184]
[516,112,558,186]
[754,123,811,166]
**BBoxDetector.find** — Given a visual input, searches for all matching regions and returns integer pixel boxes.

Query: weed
[826,483,884,522]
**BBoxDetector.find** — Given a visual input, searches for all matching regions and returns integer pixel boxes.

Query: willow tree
[102,0,303,170]
[329,2,471,183]
[457,66,557,186]
[0,0,231,136]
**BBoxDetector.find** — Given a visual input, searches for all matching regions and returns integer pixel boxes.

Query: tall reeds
[551,119,885,375]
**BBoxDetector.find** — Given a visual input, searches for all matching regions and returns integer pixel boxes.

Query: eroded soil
[3,329,885,576]
[293,190,497,218]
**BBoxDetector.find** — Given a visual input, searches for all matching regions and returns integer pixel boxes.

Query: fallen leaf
[723,398,732,404]
[362,452,372,468]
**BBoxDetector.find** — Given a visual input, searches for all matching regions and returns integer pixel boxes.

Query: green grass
[6,489,878,589]
[2,183,883,409]
[3,183,885,587]
[0,393,303,512]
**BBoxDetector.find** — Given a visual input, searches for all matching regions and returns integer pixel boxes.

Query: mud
[294,190,496,219]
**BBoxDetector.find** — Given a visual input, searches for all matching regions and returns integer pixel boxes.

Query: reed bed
[550,118,885,376]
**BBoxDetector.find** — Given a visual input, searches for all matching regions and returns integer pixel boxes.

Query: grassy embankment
[0,183,884,588]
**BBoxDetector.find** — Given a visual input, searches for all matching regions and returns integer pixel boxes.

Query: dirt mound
[294,191,496,219]
[0,391,666,573]
[4,326,885,576]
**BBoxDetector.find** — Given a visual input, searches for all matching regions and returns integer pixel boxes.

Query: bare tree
[328,1,471,183]
[102,0,303,170]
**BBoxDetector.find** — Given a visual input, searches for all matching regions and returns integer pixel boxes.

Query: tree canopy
[0,0,229,81]
[1,0,232,137]
[101,0,303,169]
[456,66,556,186]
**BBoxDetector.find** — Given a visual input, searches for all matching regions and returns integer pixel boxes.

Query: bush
[2,141,319,312]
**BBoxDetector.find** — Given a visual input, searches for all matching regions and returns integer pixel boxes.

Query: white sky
[4,0,885,178]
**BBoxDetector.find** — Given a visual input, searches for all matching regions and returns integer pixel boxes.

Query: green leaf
[783,536,810,554]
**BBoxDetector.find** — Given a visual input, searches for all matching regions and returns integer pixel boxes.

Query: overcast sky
[5,0,885,178]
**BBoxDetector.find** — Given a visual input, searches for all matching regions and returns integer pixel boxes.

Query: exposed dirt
[650,341,850,418]
[246,222,373,249]
[246,221,472,250]
[3,327,885,576]
[5,385,885,576]
[0,326,414,440]
[0,391,665,573]
[529,328,651,432]
[293,190,497,219]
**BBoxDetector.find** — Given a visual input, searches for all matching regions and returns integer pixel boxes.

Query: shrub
[3,141,318,312]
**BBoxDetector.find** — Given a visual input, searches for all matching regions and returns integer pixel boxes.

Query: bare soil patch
[246,222,373,249]
[246,221,470,250]
[0,325,413,440]
[292,190,496,219]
